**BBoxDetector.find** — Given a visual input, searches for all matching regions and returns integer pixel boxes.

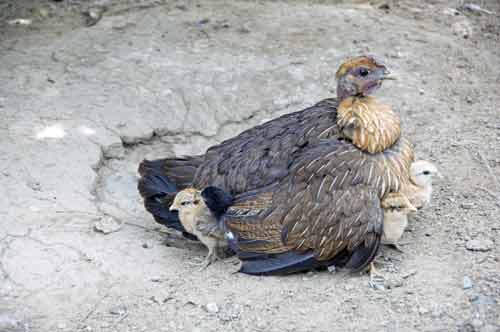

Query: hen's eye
[422,171,430,175]
[359,68,369,77]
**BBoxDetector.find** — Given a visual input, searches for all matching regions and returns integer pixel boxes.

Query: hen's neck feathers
[337,96,401,154]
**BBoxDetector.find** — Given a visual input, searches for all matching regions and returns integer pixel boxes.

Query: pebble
[460,202,474,210]
[150,276,162,282]
[109,305,127,315]
[205,302,219,314]
[463,276,473,289]
[466,239,493,252]
[94,216,123,234]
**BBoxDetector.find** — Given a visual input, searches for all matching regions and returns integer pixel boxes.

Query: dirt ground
[1,0,499,331]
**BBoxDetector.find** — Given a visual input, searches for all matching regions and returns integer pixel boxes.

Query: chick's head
[170,188,207,223]
[410,160,441,188]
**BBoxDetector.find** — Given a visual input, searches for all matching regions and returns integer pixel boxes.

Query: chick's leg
[198,246,217,271]
[369,262,386,290]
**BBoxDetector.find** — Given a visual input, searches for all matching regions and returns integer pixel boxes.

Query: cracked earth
[1,0,499,331]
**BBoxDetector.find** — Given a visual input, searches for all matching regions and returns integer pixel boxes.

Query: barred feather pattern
[337,96,401,154]
[224,137,415,261]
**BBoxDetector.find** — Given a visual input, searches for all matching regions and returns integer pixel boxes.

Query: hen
[139,55,414,275]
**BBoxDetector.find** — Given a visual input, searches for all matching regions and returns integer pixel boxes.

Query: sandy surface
[1,0,499,331]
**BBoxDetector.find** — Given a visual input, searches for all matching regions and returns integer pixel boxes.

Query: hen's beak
[378,68,397,81]
[382,74,397,81]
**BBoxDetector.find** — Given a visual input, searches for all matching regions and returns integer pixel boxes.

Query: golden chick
[169,187,232,270]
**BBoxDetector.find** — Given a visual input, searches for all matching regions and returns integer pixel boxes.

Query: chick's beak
[408,203,418,213]
[169,204,179,212]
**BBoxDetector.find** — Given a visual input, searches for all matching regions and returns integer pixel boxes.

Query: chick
[402,160,441,209]
[370,161,439,288]
[380,160,440,250]
[169,187,232,270]
[381,192,417,250]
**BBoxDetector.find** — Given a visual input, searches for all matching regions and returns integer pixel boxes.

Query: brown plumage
[138,55,414,274]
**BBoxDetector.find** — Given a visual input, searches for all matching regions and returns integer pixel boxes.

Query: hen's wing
[225,138,414,274]
[192,99,339,194]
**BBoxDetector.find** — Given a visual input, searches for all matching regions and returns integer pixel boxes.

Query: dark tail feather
[239,251,332,276]
[138,156,203,189]
[344,235,381,272]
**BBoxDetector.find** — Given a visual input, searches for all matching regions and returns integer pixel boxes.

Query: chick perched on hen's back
[169,187,233,269]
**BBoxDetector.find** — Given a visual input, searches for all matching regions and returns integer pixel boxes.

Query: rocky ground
[1,0,499,331]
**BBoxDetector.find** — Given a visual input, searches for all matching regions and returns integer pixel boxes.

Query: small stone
[205,302,219,314]
[466,96,473,104]
[418,89,425,95]
[109,305,127,315]
[418,307,428,315]
[142,243,150,249]
[84,7,106,27]
[94,216,123,234]
[379,3,390,10]
[460,202,475,210]
[466,239,493,252]
[150,276,162,283]
[57,322,67,329]
[463,276,473,289]
[327,265,336,273]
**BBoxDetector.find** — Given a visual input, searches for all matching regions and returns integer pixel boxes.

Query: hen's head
[336,55,394,99]
[410,160,441,188]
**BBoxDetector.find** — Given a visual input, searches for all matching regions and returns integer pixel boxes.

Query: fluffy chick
[402,160,441,209]
[170,187,231,269]
[381,192,417,250]
[380,160,440,249]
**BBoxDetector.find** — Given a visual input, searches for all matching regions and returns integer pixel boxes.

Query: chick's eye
[422,171,431,175]
[359,68,369,77]
[181,201,190,206]
[193,200,200,205]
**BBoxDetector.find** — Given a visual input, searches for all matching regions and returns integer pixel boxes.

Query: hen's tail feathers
[226,231,380,275]
[344,234,381,272]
